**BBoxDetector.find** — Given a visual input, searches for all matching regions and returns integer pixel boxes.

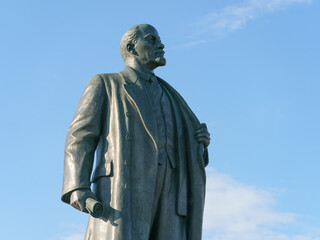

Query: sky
[0,0,319,239]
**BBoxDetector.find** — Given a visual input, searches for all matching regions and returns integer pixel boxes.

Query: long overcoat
[62,66,209,240]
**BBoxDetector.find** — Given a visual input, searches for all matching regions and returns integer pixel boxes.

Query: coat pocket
[91,161,113,183]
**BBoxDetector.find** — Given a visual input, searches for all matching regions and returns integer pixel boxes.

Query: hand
[195,123,211,149]
[70,189,97,213]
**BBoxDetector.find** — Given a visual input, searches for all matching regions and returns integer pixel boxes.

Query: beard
[155,56,166,66]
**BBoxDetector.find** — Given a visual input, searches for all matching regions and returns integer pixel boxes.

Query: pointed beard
[155,56,166,66]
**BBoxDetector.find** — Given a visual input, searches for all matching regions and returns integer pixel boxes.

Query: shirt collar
[121,65,157,84]
[131,67,154,82]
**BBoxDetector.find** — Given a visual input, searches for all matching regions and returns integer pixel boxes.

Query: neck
[125,58,155,75]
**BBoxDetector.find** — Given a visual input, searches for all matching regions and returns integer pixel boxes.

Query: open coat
[62,66,208,240]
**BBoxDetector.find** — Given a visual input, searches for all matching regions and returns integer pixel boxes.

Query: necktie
[150,74,162,97]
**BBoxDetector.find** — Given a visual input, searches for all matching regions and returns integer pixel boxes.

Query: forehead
[139,25,160,38]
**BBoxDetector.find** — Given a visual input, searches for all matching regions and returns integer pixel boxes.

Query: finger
[195,132,210,139]
[195,130,210,138]
[195,130,210,136]
[195,129,210,135]
[198,141,209,149]
[71,201,81,211]
[197,124,208,130]
[196,126,209,132]
[196,137,210,143]
[83,207,89,213]
[71,199,88,212]
[196,123,207,131]
[196,137,210,146]
[196,137,210,144]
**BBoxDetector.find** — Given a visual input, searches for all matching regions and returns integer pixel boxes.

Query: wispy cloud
[183,0,312,47]
[203,168,320,240]
[55,169,320,240]
[180,39,208,48]
[50,223,86,240]
[198,0,312,34]
[60,233,83,240]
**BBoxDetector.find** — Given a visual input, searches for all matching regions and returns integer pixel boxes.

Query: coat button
[126,112,131,117]
[125,135,131,141]
[125,183,130,190]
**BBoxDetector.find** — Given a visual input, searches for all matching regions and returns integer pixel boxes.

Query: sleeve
[203,148,209,167]
[61,74,107,204]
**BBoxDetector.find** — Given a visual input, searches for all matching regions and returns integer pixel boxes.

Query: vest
[140,74,175,168]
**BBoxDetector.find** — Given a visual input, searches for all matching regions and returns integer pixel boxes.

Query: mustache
[155,50,165,55]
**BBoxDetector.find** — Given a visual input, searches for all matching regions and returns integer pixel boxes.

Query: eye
[146,35,156,43]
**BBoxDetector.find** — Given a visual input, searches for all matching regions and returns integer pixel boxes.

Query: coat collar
[120,65,158,154]
[120,65,139,84]
[120,65,156,84]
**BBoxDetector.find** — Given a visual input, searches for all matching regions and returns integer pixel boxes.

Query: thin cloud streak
[55,169,320,240]
[60,233,83,240]
[181,39,208,48]
[194,0,312,36]
[52,223,86,240]
[203,168,320,240]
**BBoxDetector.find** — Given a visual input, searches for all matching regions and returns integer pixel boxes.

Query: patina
[62,24,210,240]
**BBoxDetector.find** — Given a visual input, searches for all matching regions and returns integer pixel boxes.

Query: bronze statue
[62,24,210,240]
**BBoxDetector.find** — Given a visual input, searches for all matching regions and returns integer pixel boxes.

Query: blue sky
[0,0,319,239]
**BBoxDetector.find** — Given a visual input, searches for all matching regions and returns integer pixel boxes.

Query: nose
[158,42,164,50]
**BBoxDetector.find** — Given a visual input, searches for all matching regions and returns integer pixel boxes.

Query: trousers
[149,150,186,240]
[86,151,186,240]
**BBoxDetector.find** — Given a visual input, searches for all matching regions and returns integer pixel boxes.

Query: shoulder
[88,73,121,82]
[86,72,126,99]
[98,73,122,82]
[86,72,122,90]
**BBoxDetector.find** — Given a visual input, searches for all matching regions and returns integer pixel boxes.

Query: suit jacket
[62,66,208,240]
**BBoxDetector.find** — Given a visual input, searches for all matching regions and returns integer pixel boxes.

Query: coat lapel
[120,66,158,153]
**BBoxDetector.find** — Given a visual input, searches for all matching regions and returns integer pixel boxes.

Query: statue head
[120,24,166,71]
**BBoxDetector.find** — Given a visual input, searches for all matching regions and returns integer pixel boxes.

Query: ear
[127,43,137,55]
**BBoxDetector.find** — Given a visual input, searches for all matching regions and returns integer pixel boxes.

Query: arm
[61,74,107,211]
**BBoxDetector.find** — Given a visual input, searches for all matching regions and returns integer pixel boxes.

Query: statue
[61,24,211,240]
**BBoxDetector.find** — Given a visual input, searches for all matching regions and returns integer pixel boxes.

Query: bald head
[120,24,143,62]
[120,24,166,71]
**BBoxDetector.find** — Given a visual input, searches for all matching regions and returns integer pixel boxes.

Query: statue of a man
[61,24,210,240]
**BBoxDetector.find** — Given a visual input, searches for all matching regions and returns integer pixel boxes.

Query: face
[133,25,166,70]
